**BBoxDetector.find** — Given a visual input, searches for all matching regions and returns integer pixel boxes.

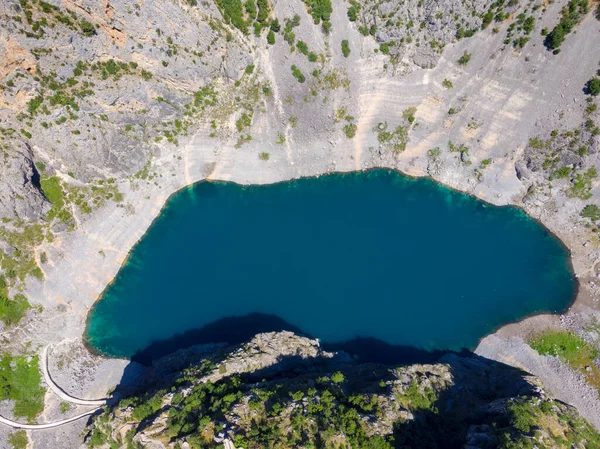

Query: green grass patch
[0,294,30,326]
[40,176,65,209]
[0,354,46,420]
[530,330,600,389]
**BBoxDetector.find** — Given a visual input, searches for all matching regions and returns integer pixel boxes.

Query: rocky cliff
[85,332,600,449]
[0,0,600,448]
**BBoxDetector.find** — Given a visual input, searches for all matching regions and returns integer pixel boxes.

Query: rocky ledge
[85,332,600,449]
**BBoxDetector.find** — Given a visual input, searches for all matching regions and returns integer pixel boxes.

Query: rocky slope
[0,0,599,447]
[85,332,600,449]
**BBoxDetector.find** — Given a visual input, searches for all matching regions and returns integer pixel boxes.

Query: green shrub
[481,10,494,29]
[303,0,332,24]
[267,30,275,45]
[507,400,536,433]
[236,112,252,131]
[348,4,359,22]
[245,0,257,19]
[587,78,600,96]
[396,379,437,412]
[568,167,597,199]
[256,0,269,23]
[550,166,571,180]
[457,51,471,65]
[215,0,248,33]
[87,428,108,448]
[341,39,350,58]
[27,95,44,115]
[344,123,357,138]
[544,0,589,50]
[60,401,72,413]
[291,65,305,83]
[582,204,600,221]
[331,371,345,384]
[296,40,309,55]
[80,19,95,36]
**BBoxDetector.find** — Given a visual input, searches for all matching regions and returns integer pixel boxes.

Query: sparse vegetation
[396,379,437,412]
[568,168,597,200]
[7,431,27,449]
[303,0,332,30]
[60,401,73,414]
[545,0,589,51]
[374,121,409,154]
[457,51,471,66]
[427,147,441,161]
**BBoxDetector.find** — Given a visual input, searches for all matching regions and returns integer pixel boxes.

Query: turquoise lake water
[86,170,576,361]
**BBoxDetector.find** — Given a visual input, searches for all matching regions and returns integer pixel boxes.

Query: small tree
[291,65,305,83]
[347,4,359,22]
[586,78,600,96]
[270,18,281,32]
[80,19,95,36]
[331,371,345,384]
[581,204,600,221]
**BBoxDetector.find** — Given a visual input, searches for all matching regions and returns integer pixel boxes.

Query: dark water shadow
[128,313,455,367]
[101,313,478,406]
[130,313,310,365]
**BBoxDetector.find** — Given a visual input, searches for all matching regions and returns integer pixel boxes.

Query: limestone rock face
[0,141,49,221]
[85,332,600,449]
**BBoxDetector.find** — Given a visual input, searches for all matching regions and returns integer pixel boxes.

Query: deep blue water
[86,170,575,360]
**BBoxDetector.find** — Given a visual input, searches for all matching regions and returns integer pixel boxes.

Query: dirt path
[0,345,109,430]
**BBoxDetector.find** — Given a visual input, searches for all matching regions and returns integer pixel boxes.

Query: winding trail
[0,345,109,430]
[40,345,108,407]
[0,409,101,430]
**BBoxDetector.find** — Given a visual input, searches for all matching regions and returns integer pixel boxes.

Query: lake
[86,169,575,362]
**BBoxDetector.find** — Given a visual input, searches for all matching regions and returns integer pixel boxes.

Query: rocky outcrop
[0,140,49,221]
[85,332,600,449]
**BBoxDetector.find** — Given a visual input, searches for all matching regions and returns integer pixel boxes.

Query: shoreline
[81,167,581,362]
